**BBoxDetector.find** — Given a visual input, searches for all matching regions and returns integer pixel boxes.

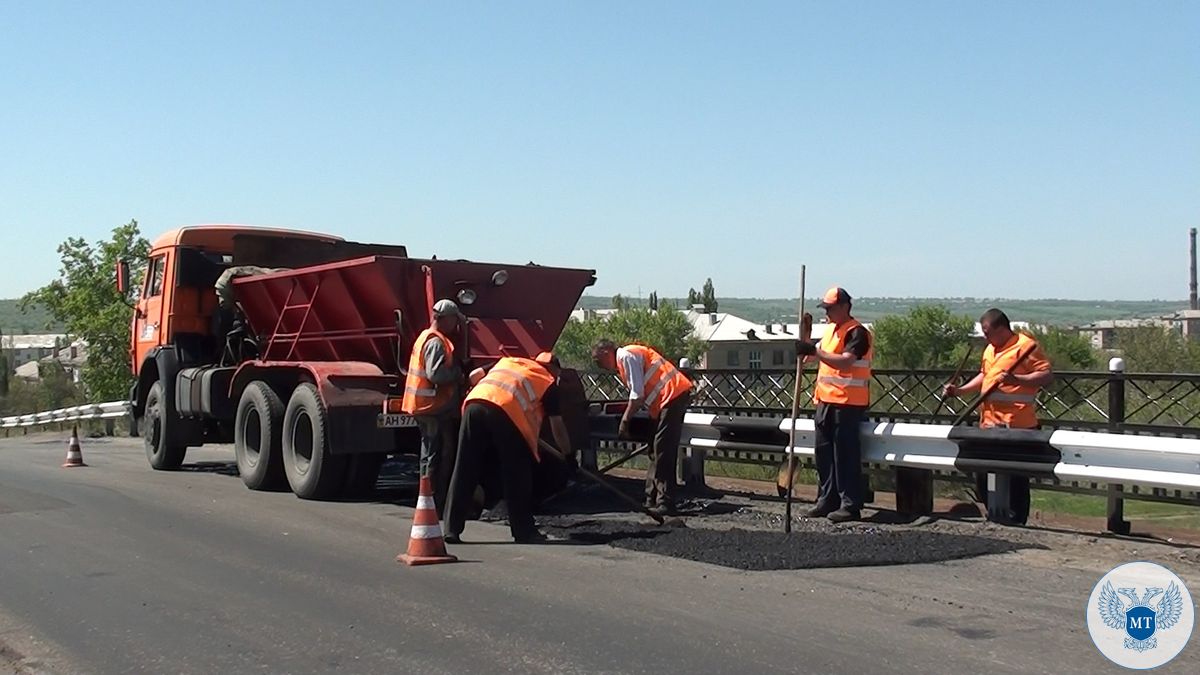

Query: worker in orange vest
[401,298,466,519]
[943,308,1054,524]
[444,352,574,544]
[795,286,873,523]
[591,339,693,515]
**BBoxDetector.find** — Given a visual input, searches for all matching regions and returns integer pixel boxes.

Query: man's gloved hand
[795,340,817,356]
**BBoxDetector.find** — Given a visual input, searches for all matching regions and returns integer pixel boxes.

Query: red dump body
[232,255,595,370]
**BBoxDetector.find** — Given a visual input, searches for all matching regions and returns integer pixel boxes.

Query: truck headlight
[491,270,508,286]
[457,289,477,305]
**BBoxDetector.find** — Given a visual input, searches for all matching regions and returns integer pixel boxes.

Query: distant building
[1163,309,1200,342]
[8,336,85,383]
[682,306,827,369]
[1,333,67,371]
[1075,319,1170,350]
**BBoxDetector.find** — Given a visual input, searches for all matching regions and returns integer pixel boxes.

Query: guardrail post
[895,467,933,517]
[104,419,115,436]
[1105,358,1131,535]
[581,439,598,472]
[683,444,707,490]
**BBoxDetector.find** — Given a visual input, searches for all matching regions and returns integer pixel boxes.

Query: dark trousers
[646,391,691,507]
[813,402,865,512]
[416,413,459,519]
[445,402,537,539]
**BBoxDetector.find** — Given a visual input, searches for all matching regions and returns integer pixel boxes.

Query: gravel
[539,517,1027,571]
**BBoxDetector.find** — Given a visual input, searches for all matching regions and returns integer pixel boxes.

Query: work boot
[826,508,860,523]
[648,501,678,517]
[804,503,834,518]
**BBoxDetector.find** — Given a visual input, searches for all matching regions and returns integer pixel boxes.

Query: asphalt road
[1,433,1197,674]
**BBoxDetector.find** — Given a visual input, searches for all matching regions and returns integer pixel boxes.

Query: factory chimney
[1191,227,1197,311]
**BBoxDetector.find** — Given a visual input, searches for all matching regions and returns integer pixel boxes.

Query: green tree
[701,278,718,313]
[1030,326,1100,370]
[871,304,974,369]
[1116,327,1200,373]
[21,220,150,401]
[555,304,705,369]
[611,294,628,311]
[687,288,699,307]
[648,291,659,311]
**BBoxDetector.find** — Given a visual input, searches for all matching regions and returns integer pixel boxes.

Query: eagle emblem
[1097,581,1186,652]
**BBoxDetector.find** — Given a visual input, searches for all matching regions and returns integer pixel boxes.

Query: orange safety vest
[814,319,873,407]
[464,357,555,460]
[980,332,1044,429]
[400,328,456,415]
[615,344,693,418]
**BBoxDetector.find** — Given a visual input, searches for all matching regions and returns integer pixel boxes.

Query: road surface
[1,433,1197,673]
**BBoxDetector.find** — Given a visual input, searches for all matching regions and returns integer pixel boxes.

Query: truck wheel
[144,380,187,470]
[234,381,287,490]
[282,383,346,499]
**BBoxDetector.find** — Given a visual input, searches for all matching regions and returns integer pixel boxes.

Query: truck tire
[144,380,187,470]
[234,381,287,491]
[282,383,347,500]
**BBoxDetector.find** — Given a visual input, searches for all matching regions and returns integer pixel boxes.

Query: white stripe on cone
[416,495,436,510]
[410,524,444,539]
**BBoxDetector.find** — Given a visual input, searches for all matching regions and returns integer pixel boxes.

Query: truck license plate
[377,413,418,428]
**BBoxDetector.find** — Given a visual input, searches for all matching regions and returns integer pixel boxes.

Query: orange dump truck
[121,225,595,499]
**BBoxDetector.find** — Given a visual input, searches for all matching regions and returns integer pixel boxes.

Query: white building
[1,334,67,371]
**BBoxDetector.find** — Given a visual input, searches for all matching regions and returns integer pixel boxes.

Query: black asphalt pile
[540,518,1028,571]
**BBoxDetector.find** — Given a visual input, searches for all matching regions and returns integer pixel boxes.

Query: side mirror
[116,259,131,295]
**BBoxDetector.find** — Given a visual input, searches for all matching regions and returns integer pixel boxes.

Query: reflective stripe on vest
[615,345,692,418]
[464,357,555,458]
[400,328,455,415]
[989,391,1037,403]
[814,319,873,407]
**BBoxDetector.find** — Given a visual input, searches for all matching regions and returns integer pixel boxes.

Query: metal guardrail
[1,401,130,430]
[579,366,1200,436]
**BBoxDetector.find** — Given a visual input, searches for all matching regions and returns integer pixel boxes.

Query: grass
[1030,492,1200,529]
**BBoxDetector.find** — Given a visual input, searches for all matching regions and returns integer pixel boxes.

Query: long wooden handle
[950,345,1036,427]
[538,439,666,525]
[937,345,974,413]
[784,266,806,533]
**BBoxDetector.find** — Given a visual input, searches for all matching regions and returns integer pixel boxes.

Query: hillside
[2,295,1186,335]
[0,299,61,334]
[578,296,1188,326]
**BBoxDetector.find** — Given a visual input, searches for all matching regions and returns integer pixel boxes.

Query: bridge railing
[1,401,131,436]
[578,365,1200,435]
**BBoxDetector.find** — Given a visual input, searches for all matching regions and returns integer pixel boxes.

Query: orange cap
[817,286,852,309]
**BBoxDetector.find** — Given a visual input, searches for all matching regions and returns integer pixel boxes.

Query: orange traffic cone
[396,474,458,566]
[62,425,87,468]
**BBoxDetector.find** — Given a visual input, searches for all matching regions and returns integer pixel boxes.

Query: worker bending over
[591,339,693,516]
[401,299,466,519]
[444,352,574,544]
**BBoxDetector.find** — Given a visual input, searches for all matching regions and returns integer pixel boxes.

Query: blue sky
[1,1,1197,301]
